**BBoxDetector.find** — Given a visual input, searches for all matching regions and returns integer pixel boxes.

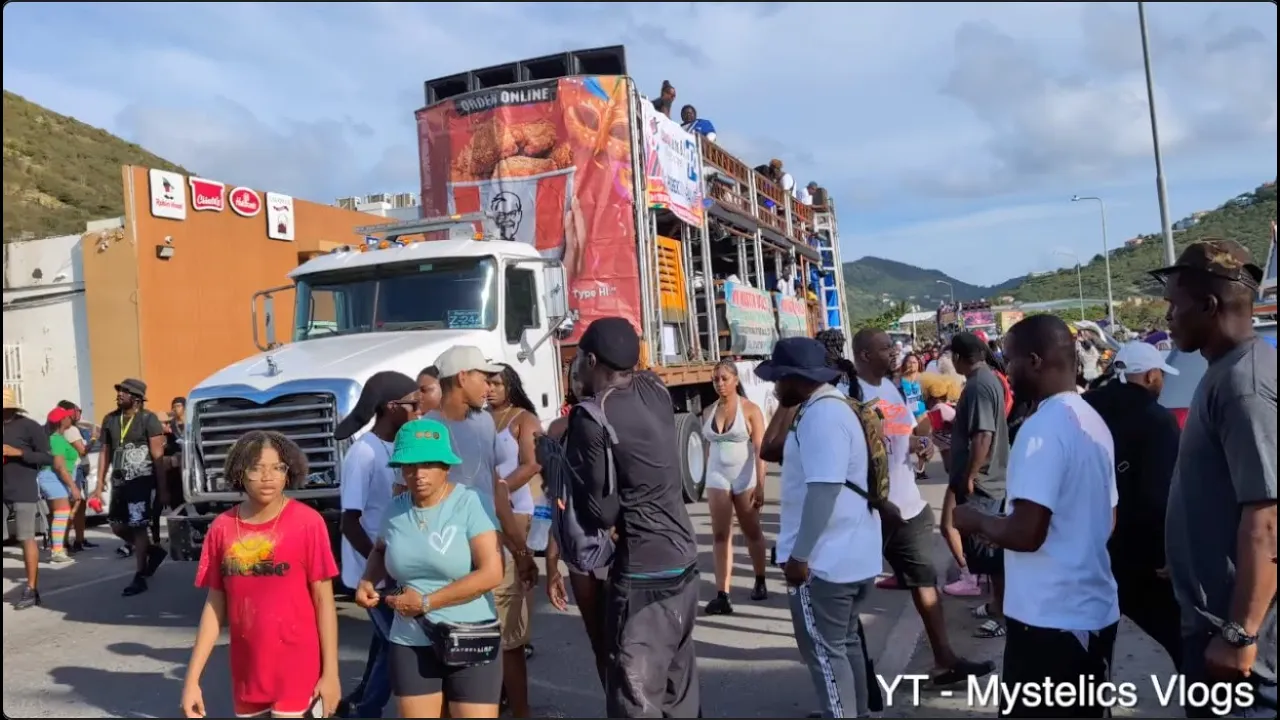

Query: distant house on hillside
[1125,237,1145,247]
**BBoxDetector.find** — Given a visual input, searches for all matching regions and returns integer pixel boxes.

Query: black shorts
[960,493,1005,576]
[1000,617,1119,718]
[108,479,155,529]
[882,505,939,588]
[389,642,503,702]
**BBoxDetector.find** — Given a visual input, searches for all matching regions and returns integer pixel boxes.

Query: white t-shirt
[777,388,882,584]
[339,432,399,589]
[857,378,928,521]
[62,427,89,469]
[925,359,939,373]
[1004,392,1120,631]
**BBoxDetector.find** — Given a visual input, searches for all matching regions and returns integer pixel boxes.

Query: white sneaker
[49,550,75,564]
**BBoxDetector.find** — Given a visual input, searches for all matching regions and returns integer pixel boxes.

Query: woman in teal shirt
[355,418,505,719]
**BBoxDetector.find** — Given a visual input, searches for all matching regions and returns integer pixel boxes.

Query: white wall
[1,224,110,421]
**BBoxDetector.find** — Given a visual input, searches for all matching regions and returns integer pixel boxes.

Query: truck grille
[194,393,340,492]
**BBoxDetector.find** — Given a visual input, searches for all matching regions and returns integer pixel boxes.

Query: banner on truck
[775,295,808,339]
[416,76,639,343]
[961,309,995,329]
[640,102,705,227]
[723,281,777,355]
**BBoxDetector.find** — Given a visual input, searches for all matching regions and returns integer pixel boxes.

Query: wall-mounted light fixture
[155,245,175,260]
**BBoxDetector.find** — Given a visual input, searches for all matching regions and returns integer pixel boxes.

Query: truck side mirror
[543,265,569,320]
[263,294,277,348]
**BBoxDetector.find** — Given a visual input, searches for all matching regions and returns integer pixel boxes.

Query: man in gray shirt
[1156,240,1277,717]
[947,331,1011,639]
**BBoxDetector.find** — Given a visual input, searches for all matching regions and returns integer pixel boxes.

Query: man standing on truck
[406,346,539,718]
[566,317,701,718]
[94,378,168,597]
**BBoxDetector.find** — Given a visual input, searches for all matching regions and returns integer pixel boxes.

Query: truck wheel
[676,412,706,503]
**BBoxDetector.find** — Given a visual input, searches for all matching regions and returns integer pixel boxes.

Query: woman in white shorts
[702,361,769,615]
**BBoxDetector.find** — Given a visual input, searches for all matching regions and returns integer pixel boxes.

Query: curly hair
[223,430,309,492]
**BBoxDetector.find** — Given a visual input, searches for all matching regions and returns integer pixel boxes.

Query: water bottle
[529,498,552,553]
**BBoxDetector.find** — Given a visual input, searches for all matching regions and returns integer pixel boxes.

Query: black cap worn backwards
[579,317,641,371]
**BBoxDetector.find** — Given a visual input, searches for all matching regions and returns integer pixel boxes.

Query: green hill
[843,256,1021,319]
[2,90,191,242]
[843,181,1276,320]
[1008,181,1276,303]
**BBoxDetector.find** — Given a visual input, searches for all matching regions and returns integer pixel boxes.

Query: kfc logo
[189,178,226,212]
[229,187,262,217]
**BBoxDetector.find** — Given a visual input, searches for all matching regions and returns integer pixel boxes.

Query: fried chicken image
[549,143,574,170]
[493,156,557,179]
[451,118,565,181]
[517,119,558,158]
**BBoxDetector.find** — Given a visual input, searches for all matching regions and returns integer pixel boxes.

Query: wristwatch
[420,594,432,616]
[1221,622,1257,647]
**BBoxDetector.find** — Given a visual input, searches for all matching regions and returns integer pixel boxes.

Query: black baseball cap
[579,317,641,371]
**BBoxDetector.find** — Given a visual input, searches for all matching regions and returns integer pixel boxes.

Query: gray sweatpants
[788,576,873,718]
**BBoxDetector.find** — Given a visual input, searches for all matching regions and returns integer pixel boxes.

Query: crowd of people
[2,239,1274,718]
[3,379,188,609]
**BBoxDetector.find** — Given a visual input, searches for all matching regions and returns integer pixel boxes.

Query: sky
[3,1,1276,286]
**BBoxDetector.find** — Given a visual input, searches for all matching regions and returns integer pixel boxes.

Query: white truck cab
[168,217,569,560]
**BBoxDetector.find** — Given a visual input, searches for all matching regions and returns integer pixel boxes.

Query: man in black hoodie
[1083,341,1183,669]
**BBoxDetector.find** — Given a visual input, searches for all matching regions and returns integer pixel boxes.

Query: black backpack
[536,393,617,575]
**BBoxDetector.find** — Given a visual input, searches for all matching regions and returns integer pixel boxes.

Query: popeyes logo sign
[189,178,226,212]
[229,187,262,217]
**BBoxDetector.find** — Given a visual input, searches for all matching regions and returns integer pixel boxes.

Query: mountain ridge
[3,90,191,242]
[844,181,1276,319]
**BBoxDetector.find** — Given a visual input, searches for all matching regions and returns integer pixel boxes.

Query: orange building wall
[84,165,395,415]
[81,219,145,422]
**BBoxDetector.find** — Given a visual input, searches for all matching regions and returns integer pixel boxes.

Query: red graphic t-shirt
[195,501,339,712]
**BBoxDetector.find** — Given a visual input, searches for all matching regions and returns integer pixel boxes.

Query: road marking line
[33,568,142,599]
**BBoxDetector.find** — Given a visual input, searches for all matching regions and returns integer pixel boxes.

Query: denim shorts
[38,469,69,500]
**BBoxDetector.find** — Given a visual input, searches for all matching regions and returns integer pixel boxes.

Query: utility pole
[1138,1,1178,266]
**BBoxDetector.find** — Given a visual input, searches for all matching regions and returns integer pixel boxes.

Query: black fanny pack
[416,616,502,667]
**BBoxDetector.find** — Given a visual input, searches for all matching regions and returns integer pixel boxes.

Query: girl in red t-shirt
[181,431,341,718]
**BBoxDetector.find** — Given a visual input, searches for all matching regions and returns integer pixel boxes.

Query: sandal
[970,602,992,619]
[974,619,1006,638]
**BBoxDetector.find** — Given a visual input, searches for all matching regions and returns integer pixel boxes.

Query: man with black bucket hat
[94,378,168,596]
[755,337,884,719]
[1155,239,1277,717]
[565,317,701,717]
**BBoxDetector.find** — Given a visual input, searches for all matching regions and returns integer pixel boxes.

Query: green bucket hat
[389,418,462,467]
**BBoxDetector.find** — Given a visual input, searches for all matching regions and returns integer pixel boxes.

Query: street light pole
[1072,195,1116,327]
[1138,1,1177,267]
[936,279,955,305]
[1056,250,1087,321]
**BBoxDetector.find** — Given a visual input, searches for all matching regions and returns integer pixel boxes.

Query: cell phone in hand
[306,696,324,718]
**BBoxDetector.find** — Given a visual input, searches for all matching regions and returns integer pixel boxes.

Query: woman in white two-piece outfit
[702,361,769,615]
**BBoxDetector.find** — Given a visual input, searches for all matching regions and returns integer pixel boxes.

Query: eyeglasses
[245,463,289,480]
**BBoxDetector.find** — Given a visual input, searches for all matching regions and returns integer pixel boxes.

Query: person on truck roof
[652,80,675,117]
[679,104,716,142]
[335,370,421,720]
[566,317,701,718]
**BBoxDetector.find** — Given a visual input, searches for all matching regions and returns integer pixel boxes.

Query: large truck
[167,46,852,562]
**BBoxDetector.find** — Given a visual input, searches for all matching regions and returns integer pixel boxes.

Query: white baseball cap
[1112,341,1179,384]
[435,346,503,378]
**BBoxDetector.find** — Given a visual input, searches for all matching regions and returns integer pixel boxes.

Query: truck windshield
[293,257,497,340]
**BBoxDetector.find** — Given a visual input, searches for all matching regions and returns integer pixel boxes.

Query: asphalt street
[1,466,933,719]
[3,466,1182,718]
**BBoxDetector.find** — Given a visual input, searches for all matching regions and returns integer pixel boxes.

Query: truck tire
[676,412,706,503]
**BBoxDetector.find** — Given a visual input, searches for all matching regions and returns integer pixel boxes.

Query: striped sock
[49,509,70,554]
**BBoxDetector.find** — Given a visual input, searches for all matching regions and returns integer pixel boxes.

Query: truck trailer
[168,46,851,564]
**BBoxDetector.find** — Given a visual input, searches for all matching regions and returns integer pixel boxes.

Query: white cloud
[2,1,1275,283]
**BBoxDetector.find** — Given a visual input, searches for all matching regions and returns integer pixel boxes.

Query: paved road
[1,465,1182,718]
